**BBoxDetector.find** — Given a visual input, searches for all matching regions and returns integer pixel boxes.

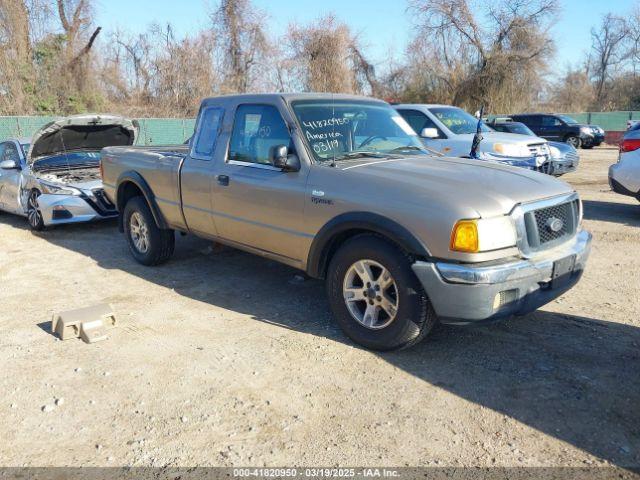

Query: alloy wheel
[27,191,42,228]
[129,211,150,253]
[342,259,399,329]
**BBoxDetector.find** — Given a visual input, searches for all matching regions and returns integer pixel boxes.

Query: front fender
[306,211,431,279]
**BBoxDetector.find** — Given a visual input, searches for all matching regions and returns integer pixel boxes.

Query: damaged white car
[0,114,137,230]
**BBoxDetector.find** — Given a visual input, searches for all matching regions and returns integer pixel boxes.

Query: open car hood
[28,114,138,164]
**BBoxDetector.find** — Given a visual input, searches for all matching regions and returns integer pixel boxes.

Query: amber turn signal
[450,220,479,253]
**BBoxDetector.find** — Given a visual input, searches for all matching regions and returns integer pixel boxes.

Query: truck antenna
[470,105,484,160]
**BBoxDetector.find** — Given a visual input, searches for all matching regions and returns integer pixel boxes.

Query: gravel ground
[1,148,638,470]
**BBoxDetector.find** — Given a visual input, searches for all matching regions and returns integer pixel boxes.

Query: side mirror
[420,127,439,139]
[0,159,19,170]
[270,145,300,172]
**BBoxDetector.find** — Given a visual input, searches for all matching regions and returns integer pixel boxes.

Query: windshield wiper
[387,145,423,153]
[388,145,446,157]
[330,151,390,162]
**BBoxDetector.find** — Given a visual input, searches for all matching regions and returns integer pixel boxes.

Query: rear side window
[228,104,292,165]
[541,116,562,127]
[192,106,224,159]
[514,115,535,126]
[397,109,445,138]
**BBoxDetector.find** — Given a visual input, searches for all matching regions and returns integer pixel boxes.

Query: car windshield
[500,123,535,136]
[557,115,579,125]
[429,107,492,135]
[32,151,102,171]
[290,99,427,163]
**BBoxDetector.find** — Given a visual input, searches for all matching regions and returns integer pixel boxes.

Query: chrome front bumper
[38,193,117,226]
[412,230,592,324]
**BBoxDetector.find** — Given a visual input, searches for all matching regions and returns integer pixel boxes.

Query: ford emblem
[546,217,564,233]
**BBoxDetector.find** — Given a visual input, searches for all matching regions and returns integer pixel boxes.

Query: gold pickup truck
[101,94,591,350]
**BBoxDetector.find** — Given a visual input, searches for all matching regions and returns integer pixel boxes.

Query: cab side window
[191,107,224,159]
[228,104,292,165]
[397,109,445,138]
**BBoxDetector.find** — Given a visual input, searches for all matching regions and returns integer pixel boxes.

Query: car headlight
[40,181,81,196]
[493,143,530,157]
[450,216,517,253]
[549,145,561,158]
[580,126,593,136]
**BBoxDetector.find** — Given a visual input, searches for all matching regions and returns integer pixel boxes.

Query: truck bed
[101,144,189,230]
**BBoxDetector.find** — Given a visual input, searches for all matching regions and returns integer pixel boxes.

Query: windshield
[32,151,101,172]
[495,123,535,136]
[291,100,426,163]
[557,115,579,125]
[429,107,492,135]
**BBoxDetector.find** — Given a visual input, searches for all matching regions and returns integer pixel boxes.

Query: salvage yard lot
[1,148,639,468]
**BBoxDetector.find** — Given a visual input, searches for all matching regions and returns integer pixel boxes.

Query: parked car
[488,120,579,176]
[0,114,137,230]
[628,120,640,130]
[394,104,551,171]
[609,123,640,201]
[101,93,591,351]
[509,113,604,149]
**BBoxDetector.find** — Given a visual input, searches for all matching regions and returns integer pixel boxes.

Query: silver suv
[101,94,592,350]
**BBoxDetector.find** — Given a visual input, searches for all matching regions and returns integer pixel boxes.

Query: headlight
[450,216,517,253]
[549,145,561,158]
[493,143,530,157]
[580,126,593,136]
[40,182,81,196]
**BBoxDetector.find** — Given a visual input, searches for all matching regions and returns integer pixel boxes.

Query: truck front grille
[524,199,579,250]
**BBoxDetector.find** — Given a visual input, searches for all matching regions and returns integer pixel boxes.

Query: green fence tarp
[0,117,196,145]
[1,111,638,144]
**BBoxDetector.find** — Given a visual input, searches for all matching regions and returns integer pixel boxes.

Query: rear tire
[326,234,437,351]
[565,135,581,149]
[123,196,174,266]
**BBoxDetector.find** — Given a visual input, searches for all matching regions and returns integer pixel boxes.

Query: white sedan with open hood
[0,114,137,230]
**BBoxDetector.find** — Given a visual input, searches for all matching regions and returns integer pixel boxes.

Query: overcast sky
[94,0,638,72]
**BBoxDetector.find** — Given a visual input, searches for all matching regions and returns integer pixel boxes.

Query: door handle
[217,175,229,186]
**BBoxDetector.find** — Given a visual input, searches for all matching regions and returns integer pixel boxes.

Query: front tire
[326,235,436,351]
[27,189,45,231]
[123,196,174,266]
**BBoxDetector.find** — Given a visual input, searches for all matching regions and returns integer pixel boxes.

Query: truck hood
[343,155,573,217]
[29,114,138,165]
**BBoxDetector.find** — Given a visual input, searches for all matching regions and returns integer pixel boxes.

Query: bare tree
[0,0,33,113]
[210,0,269,93]
[406,0,558,112]
[286,14,372,94]
[590,13,630,106]
[549,66,595,112]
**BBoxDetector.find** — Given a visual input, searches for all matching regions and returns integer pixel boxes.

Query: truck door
[0,142,23,214]
[211,103,308,263]
[180,106,225,237]
[538,115,563,141]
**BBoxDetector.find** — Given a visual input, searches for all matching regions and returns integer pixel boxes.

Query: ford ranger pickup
[100,94,592,351]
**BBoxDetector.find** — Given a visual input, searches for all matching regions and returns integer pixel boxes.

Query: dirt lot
[1,148,638,469]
